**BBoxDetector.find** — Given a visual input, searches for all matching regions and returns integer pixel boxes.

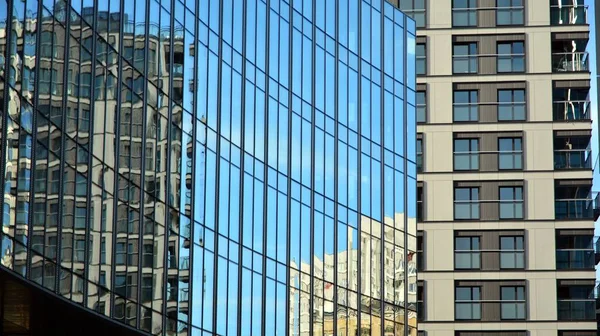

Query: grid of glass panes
[0,1,418,336]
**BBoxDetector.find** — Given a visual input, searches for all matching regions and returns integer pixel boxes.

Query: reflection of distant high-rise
[0,1,416,335]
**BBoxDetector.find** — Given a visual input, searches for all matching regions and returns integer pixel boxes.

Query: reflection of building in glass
[0,0,416,335]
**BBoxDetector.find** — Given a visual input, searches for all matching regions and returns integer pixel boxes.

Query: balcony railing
[455,301,526,320]
[454,199,524,220]
[556,249,595,269]
[554,149,592,170]
[454,249,525,270]
[454,151,524,171]
[552,52,589,72]
[557,299,596,321]
[555,193,599,220]
[550,5,588,25]
[553,100,591,121]
[452,53,526,74]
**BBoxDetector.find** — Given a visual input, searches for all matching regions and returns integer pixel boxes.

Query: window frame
[499,186,524,219]
[416,90,427,123]
[399,0,427,28]
[497,41,525,73]
[496,0,525,26]
[416,43,427,75]
[453,90,479,122]
[455,286,482,320]
[454,138,479,171]
[453,43,479,74]
[498,89,526,121]
[500,286,526,320]
[417,138,423,172]
[452,0,478,27]
[498,137,523,170]
[455,236,481,270]
[454,187,480,220]
[500,235,525,269]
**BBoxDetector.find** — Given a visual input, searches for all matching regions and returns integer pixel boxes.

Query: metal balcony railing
[454,151,524,171]
[553,100,591,121]
[550,5,588,25]
[454,199,524,220]
[555,193,600,220]
[552,52,589,72]
[554,149,592,170]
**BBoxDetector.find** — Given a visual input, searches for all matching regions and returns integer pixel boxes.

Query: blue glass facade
[0,0,416,335]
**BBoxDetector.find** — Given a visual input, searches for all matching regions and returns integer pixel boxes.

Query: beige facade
[411,0,597,335]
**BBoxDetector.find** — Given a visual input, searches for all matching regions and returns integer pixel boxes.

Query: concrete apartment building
[399,0,599,335]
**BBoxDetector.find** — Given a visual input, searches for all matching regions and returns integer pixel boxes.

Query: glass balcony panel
[552,52,589,72]
[553,100,590,121]
[554,150,591,169]
[550,5,588,25]
[555,199,594,219]
[556,250,594,269]
[557,300,595,320]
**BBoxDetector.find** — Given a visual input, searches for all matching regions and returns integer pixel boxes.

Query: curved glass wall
[0,0,416,335]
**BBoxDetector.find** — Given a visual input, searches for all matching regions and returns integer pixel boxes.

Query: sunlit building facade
[0,0,417,335]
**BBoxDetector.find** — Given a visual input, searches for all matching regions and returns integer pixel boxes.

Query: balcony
[556,249,595,270]
[554,149,591,170]
[558,299,596,321]
[552,52,589,72]
[553,100,590,121]
[595,237,600,265]
[555,181,599,220]
[555,195,599,220]
[550,4,588,25]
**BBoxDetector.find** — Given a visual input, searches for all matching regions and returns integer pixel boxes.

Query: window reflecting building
[0,0,417,335]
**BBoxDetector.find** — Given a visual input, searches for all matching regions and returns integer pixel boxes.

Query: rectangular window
[74,237,85,262]
[99,271,106,287]
[417,91,426,123]
[498,89,526,121]
[417,186,424,221]
[497,0,524,25]
[455,236,481,269]
[115,273,126,297]
[101,238,106,264]
[499,186,523,219]
[127,242,137,266]
[116,242,126,265]
[500,236,525,269]
[400,0,427,28]
[454,90,478,121]
[453,43,478,74]
[416,43,426,75]
[143,243,153,268]
[455,287,481,320]
[454,187,480,219]
[141,275,153,302]
[501,286,526,319]
[497,42,525,73]
[452,0,477,26]
[498,138,523,170]
[75,206,86,229]
[454,139,479,171]
[417,139,423,172]
[417,235,424,271]
[79,73,91,98]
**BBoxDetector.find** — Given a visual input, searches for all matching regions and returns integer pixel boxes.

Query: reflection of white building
[289,214,417,335]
